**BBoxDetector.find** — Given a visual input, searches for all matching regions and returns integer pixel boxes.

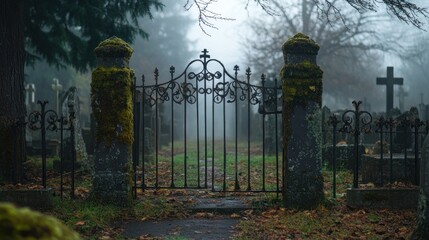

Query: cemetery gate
[132,49,283,194]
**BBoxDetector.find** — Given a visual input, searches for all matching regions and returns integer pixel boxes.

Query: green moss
[281,35,323,152]
[0,203,80,240]
[90,67,134,147]
[282,32,320,55]
[94,36,133,59]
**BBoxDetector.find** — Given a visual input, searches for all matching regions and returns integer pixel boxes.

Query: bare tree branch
[184,0,234,36]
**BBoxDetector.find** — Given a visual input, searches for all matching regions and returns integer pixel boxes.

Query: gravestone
[392,106,419,153]
[411,134,429,239]
[281,33,324,209]
[418,93,428,121]
[54,87,88,170]
[361,154,417,185]
[376,67,403,116]
[51,78,63,114]
[24,83,36,147]
[91,37,134,206]
[397,86,408,113]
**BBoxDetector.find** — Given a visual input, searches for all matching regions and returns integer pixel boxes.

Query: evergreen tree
[0,0,163,183]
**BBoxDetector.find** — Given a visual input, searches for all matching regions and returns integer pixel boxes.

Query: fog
[24,0,429,128]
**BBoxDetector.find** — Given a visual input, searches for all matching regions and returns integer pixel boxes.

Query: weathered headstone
[281,33,324,209]
[392,106,419,153]
[91,37,134,206]
[51,78,63,114]
[397,86,408,113]
[376,67,403,116]
[411,134,429,239]
[418,93,428,121]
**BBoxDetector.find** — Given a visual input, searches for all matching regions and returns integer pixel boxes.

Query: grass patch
[47,197,122,239]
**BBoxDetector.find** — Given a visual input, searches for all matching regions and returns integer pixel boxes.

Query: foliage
[24,0,164,72]
[0,203,80,240]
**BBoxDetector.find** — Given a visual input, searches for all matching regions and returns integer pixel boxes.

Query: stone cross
[376,67,403,115]
[51,78,63,113]
[25,83,36,106]
[397,86,408,113]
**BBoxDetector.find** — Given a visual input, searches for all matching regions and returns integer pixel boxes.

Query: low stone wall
[361,154,417,184]
[347,188,418,209]
[0,188,53,210]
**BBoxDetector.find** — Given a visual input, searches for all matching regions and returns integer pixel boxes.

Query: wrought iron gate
[132,49,283,193]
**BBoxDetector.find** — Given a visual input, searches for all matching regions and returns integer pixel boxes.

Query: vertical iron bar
[223,72,226,191]
[234,67,239,191]
[60,116,64,199]
[275,78,279,194]
[414,122,419,185]
[40,101,47,188]
[184,72,188,188]
[389,120,394,184]
[132,78,137,198]
[71,116,76,199]
[142,76,146,191]
[133,97,141,198]
[261,76,266,191]
[246,68,251,191]
[212,72,215,191]
[204,71,208,188]
[170,69,175,188]
[404,124,408,181]
[379,124,384,186]
[197,77,201,188]
[332,119,337,198]
[155,70,159,187]
[353,105,360,189]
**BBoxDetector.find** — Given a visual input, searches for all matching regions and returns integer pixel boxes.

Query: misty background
[24,0,429,128]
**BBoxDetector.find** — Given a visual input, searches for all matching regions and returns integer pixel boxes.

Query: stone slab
[346,188,419,209]
[0,188,53,210]
[189,197,252,214]
[121,218,239,240]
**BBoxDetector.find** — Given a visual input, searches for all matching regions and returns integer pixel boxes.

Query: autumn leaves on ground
[41,172,417,240]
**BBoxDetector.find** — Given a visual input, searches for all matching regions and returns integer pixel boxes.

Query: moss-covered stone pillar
[90,36,134,206]
[281,33,324,209]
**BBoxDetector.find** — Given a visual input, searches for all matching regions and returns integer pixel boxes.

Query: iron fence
[327,100,429,198]
[9,99,77,199]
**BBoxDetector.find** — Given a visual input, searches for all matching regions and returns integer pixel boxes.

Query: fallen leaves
[234,206,417,239]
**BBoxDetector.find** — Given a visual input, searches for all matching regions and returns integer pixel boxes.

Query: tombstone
[56,87,88,169]
[24,83,36,147]
[392,106,419,153]
[411,134,429,239]
[363,97,371,113]
[376,66,403,116]
[25,83,36,111]
[418,93,428,121]
[51,78,63,114]
[321,106,331,146]
[281,33,324,209]
[53,137,81,172]
[397,86,408,113]
[91,37,134,206]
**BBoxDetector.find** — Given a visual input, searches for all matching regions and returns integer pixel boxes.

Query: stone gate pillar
[91,36,134,206]
[281,33,324,209]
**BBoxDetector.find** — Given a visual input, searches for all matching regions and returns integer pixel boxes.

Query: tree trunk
[411,135,429,239]
[0,0,26,183]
